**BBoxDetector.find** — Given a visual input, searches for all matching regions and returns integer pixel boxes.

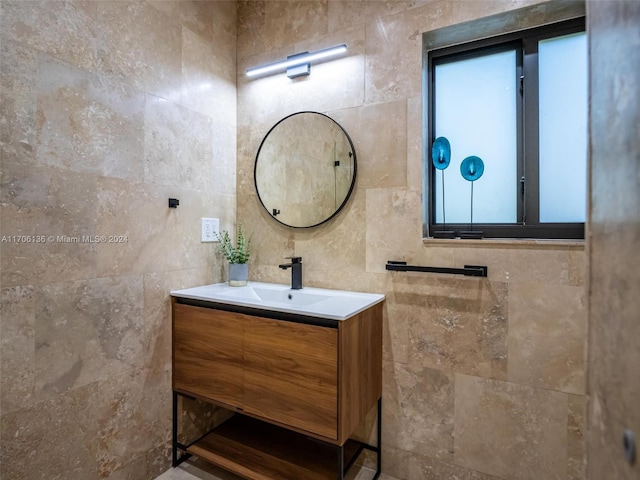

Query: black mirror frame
[254,111,357,229]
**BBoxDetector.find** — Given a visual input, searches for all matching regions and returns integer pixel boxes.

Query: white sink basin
[170,282,385,321]
[220,285,328,307]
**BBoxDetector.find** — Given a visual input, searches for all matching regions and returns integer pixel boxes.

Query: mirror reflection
[254,112,357,228]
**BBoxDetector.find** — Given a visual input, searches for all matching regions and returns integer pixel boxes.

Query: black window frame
[426,17,586,240]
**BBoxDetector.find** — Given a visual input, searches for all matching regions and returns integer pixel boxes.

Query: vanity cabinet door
[243,316,338,440]
[172,304,244,409]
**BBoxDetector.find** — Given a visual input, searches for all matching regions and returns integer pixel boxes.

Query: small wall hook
[168,198,179,208]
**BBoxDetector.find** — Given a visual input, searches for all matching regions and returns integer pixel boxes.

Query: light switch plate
[201,218,219,242]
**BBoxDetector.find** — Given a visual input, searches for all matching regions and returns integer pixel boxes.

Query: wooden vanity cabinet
[172,304,244,407]
[242,315,339,439]
[171,297,383,479]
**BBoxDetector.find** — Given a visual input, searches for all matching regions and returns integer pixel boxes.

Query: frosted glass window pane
[539,32,587,223]
[434,50,517,224]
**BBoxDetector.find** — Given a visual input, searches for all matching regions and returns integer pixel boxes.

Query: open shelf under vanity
[185,414,368,480]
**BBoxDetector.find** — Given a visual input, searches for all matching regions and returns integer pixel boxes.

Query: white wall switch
[201,218,219,242]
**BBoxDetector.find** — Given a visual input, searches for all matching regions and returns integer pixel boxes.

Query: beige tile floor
[155,457,399,480]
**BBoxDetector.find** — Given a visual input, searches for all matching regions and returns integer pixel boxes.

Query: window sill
[422,237,585,250]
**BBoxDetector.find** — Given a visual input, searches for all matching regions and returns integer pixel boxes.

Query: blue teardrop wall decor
[460,155,485,181]
[431,137,451,170]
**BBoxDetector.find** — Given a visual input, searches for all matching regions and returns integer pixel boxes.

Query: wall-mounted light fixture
[246,44,347,79]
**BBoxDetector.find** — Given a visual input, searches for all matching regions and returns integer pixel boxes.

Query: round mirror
[254,111,357,228]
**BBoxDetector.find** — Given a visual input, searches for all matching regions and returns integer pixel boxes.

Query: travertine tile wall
[236,1,586,479]
[0,1,236,479]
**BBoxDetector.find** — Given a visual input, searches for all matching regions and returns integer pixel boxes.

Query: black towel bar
[385,261,488,277]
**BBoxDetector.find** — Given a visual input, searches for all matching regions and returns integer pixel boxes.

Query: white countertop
[170,282,385,321]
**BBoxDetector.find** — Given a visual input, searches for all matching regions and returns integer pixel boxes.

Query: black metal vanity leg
[375,397,382,479]
[172,391,178,467]
[337,444,345,480]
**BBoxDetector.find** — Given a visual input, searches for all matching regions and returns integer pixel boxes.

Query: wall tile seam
[95,173,237,198]
[502,377,587,398]
[384,361,584,399]
[138,260,218,279]
[2,39,186,110]
[0,33,94,75]
[0,276,86,291]
[1,271,220,297]
[140,267,215,283]
[3,42,231,135]
[2,179,232,213]
[174,99,239,124]
[5,44,117,98]
[40,42,222,111]
[3,274,148,293]
[3,161,147,193]
[146,3,230,48]
[145,91,239,125]
[185,24,238,51]
[325,2,397,36]
[5,164,139,190]
[454,371,584,400]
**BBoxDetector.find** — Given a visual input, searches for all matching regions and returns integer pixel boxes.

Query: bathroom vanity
[170,282,384,480]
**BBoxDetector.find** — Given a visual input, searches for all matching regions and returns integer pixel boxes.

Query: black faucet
[279,256,302,290]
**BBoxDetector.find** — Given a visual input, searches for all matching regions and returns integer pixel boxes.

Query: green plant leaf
[215,225,251,264]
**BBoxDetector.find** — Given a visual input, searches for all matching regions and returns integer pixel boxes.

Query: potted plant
[216,225,251,286]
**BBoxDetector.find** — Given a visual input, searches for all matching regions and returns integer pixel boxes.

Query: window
[425,18,586,239]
